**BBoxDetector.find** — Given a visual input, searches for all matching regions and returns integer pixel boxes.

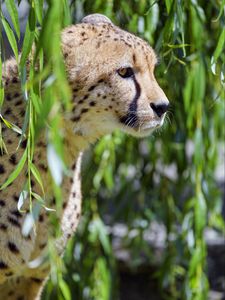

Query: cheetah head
[62,14,169,142]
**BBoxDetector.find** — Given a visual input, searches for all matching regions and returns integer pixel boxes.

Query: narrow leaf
[20,7,36,68]
[1,16,18,61]
[0,149,27,190]
[5,0,20,38]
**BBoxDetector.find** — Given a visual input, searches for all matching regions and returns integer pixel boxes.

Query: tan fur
[0,14,169,299]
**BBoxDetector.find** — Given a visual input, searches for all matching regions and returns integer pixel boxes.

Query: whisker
[165,115,171,126]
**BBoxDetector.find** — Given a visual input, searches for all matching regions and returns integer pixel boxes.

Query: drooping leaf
[5,0,20,38]
[1,15,18,61]
[0,149,27,190]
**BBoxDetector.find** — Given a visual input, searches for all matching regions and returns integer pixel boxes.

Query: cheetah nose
[150,102,169,118]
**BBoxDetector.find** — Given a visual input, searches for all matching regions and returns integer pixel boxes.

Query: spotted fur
[0,14,169,299]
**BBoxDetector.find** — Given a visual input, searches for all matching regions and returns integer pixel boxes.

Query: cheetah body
[0,14,168,299]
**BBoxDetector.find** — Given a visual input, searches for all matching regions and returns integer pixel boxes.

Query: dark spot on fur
[0,164,5,174]
[81,108,89,114]
[9,154,17,165]
[20,139,27,149]
[88,85,97,92]
[39,214,44,222]
[0,199,6,206]
[7,216,20,228]
[0,261,8,269]
[31,277,43,283]
[71,116,80,122]
[39,243,47,249]
[13,195,18,202]
[8,241,19,253]
[15,100,23,106]
[4,108,11,115]
[89,101,96,106]
[0,223,7,231]
[10,209,22,218]
[70,222,74,228]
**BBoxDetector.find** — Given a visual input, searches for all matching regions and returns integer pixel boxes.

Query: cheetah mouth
[140,120,163,131]
[118,110,166,137]
[120,118,164,138]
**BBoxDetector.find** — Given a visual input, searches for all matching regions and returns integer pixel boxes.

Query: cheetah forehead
[62,15,157,72]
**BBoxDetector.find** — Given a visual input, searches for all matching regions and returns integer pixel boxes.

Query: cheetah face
[62,14,169,140]
[109,55,169,138]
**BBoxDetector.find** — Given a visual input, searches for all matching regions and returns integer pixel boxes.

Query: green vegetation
[0,1,224,299]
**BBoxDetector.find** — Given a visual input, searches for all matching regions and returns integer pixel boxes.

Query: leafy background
[0,0,224,300]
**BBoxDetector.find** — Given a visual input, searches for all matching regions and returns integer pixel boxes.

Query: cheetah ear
[81,14,113,25]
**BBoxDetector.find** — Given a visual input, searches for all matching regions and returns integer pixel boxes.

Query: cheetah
[0,14,169,299]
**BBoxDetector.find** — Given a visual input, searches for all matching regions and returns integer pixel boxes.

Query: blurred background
[1,1,224,299]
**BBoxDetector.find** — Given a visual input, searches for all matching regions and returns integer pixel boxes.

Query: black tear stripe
[119,76,141,127]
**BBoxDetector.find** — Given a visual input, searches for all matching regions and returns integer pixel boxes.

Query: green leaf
[165,0,173,13]
[188,247,202,278]
[30,162,45,193]
[194,128,203,166]
[59,279,71,300]
[194,192,207,237]
[5,0,20,39]
[34,0,44,25]
[213,28,225,62]
[0,114,24,136]
[1,16,18,61]
[20,7,36,68]
[0,149,27,190]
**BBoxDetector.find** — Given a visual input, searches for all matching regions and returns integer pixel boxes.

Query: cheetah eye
[117,67,134,78]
